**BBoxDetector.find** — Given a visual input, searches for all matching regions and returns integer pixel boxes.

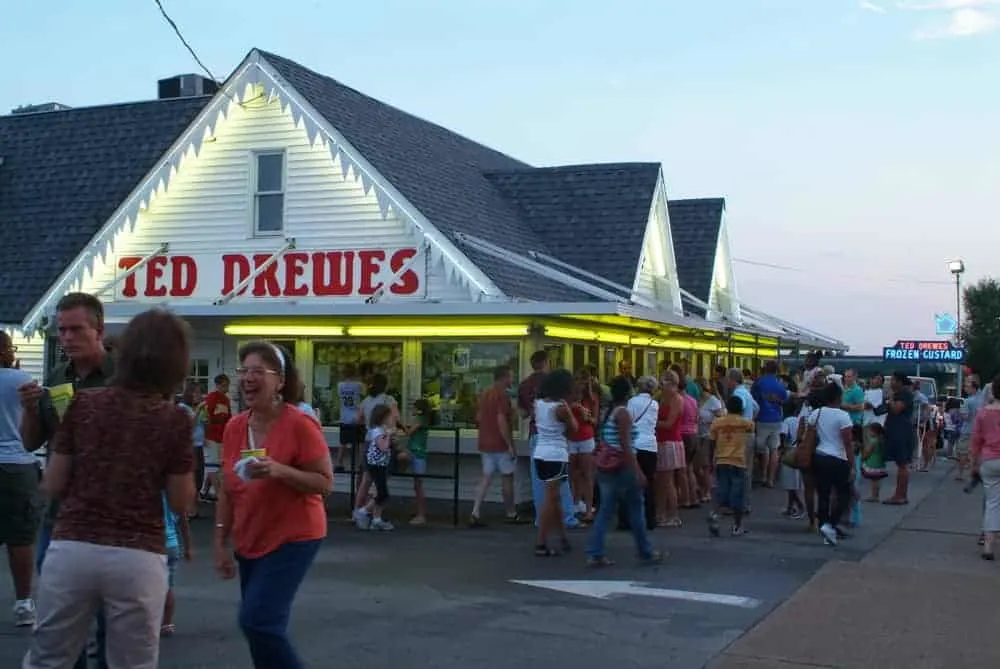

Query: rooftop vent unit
[11,102,72,115]
[157,74,219,100]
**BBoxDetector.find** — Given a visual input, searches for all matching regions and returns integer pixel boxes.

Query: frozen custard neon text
[116,248,421,299]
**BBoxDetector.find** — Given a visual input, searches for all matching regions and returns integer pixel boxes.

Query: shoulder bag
[792,408,820,470]
[594,400,652,473]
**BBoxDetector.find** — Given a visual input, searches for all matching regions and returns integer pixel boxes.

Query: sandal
[586,556,615,568]
[160,624,176,637]
[534,545,557,557]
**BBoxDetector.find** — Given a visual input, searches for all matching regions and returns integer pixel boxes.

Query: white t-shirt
[863,388,885,426]
[626,394,659,453]
[806,407,853,460]
[361,393,396,429]
[337,380,364,424]
[697,395,724,437]
[533,399,569,462]
[781,415,799,447]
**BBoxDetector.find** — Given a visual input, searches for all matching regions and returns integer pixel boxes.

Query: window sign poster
[313,364,331,388]
[452,347,471,372]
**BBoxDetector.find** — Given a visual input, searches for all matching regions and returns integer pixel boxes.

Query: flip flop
[586,556,616,568]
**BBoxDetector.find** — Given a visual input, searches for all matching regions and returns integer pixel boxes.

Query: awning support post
[214,238,296,306]
[93,242,170,298]
[365,242,430,305]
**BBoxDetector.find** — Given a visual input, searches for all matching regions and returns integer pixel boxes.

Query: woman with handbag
[804,383,855,546]
[585,376,664,567]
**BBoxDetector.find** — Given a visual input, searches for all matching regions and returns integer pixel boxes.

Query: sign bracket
[214,238,296,306]
[94,242,169,298]
[364,242,430,305]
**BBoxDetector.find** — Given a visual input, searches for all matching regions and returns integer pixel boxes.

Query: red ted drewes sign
[113,248,424,301]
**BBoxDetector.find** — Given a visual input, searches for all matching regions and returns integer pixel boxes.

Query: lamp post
[948,259,966,396]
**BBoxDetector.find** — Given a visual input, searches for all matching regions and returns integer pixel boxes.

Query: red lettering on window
[282,252,309,297]
[144,256,168,297]
[117,257,141,298]
[312,251,354,296]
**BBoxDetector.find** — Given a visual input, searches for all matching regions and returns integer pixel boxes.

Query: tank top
[567,397,597,442]
[680,394,698,436]
[533,399,569,462]
[601,406,638,450]
[655,396,684,443]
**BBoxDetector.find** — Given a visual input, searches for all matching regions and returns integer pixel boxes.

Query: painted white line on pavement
[510,579,762,609]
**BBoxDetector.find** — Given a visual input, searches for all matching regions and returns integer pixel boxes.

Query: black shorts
[0,463,42,547]
[339,423,363,446]
[533,459,568,483]
[367,465,390,504]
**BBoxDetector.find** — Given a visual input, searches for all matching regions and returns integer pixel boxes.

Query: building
[0,49,846,501]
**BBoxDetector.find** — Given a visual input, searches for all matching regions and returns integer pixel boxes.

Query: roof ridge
[0,95,212,121]
[255,49,530,168]
[484,162,660,177]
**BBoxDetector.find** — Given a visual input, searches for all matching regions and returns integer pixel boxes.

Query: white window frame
[251,149,286,236]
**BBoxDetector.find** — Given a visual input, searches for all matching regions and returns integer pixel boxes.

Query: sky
[2,0,997,354]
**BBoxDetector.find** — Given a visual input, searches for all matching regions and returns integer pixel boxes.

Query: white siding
[632,183,682,312]
[4,328,45,381]
[79,94,470,303]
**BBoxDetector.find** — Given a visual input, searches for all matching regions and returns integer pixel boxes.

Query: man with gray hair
[727,369,759,512]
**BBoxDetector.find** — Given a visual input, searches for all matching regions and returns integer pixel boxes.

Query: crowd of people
[3,290,1000,667]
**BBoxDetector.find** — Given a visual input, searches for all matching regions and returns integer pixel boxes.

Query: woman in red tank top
[567,369,599,522]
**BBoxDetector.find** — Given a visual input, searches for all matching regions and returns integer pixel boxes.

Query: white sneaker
[819,523,838,546]
[14,599,36,627]
[370,518,394,531]
[353,508,371,530]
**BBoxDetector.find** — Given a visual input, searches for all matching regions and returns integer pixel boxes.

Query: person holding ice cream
[213,341,332,669]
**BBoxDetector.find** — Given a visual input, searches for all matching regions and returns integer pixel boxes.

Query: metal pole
[956,272,964,397]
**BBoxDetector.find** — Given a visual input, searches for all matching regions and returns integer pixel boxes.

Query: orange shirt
[222,404,329,559]
[476,384,513,453]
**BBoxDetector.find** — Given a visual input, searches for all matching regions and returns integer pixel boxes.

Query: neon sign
[882,340,965,363]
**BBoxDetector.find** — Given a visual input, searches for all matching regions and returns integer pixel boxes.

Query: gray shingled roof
[260,51,606,303]
[484,163,659,291]
[667,197,725,316]
[0,97,210,323]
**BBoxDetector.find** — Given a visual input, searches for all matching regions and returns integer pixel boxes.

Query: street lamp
[949,259,966,396]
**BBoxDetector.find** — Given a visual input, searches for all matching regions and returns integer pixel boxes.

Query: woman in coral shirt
[213,342,333,669]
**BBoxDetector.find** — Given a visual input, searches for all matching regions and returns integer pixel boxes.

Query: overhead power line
[733,257,953,287]
[153,0,219,84]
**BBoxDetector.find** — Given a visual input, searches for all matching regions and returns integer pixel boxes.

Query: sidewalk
[708,462,1000,669]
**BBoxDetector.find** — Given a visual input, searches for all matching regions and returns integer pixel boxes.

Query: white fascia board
[630,171,683,314]
[100,300,627,320]
[252,51,503,302]
[706,206,741,323]
[19,58,262,335]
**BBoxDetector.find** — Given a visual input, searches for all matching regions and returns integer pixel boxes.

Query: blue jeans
[36,523,107,669]
[236,539,322,669]
[586,468,654,559]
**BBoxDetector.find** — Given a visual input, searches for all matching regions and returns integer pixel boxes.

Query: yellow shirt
[709,415,755,468]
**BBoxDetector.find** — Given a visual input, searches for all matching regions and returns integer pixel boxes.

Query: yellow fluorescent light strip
[347,325,529,338]
[224,324,344,336]
[545,326,631,345]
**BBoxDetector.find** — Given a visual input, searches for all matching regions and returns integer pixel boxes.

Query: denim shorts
[715,464,746,510]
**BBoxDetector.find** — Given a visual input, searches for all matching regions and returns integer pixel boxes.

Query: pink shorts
[657,441,686,472]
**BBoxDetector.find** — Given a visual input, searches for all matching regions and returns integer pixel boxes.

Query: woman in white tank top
[532,369,578,557]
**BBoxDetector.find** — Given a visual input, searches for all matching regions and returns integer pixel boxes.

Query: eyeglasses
[235,367,280,379]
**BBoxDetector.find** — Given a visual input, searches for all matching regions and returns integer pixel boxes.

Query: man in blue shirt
[728,369,758,512]
[955,375,983,480]
[751,361,788,488]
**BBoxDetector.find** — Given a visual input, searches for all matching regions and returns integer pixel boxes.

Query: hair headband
[270,343,287,376]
